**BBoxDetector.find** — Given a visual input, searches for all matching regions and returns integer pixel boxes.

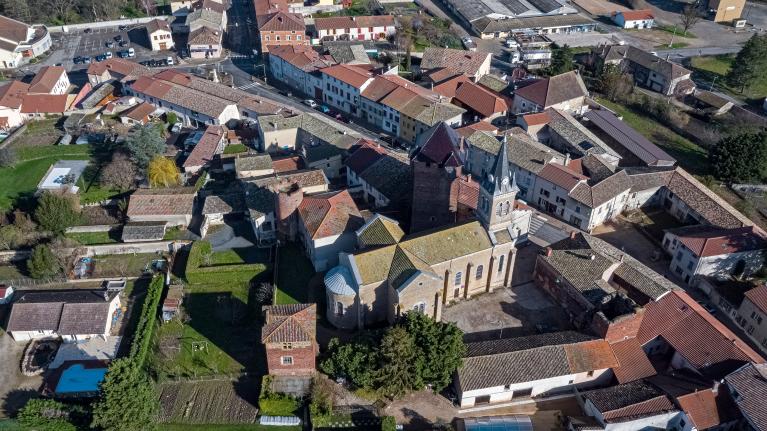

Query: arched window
[498,255,505,273]
[454,272,462,286]
[413,302,426,313]
[476,265,484,280]
[503,201,510,215]
[336,301,344,316]
[496,203,502,216]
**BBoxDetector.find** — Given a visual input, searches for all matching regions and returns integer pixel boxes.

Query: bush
[17,398,89,431]
[166,112,178,125]
[309,376,335,421]
[34,192,82,235]
[27,244,62,279]
[185,241,268,285]
[381,416,397,431]
[129,276,165,365]
[260,376,300,416]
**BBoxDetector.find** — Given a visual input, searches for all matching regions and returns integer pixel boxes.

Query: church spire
[482,135,513,196]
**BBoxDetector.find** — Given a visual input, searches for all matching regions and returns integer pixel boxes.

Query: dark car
[335,113,348,123]
[114,35,122,42]
[118,25,128,31]
[106,41,115,48]
[73,56,83,64]
[139,60,150,66]
[119,40,129,47]
[318,105,331,114]
[116,50,127,58]
[84,28,92,34]
[95,54,106,62]
[82,56,92,64]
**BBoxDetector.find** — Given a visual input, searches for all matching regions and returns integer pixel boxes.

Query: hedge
[185,241,268,285]
[130,275,165,367]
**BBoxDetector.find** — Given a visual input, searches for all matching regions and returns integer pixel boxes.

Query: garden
[275,243,316,305]
[157,379,262,425]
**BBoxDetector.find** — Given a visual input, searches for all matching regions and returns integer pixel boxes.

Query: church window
[498,255,504,273]
[476,265,484,280]
[454,272,462,286]
[503,201,510,215]
[413,302,426,313]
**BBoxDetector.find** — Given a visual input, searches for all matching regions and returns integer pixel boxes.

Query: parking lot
[47,25,178,71]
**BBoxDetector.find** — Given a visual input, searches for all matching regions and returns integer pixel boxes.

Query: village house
[202,183,278,242]
[578,381,684,430]
[419,48,492,81]
[183,8,227,35]
[611,9,655,29]
[592,44,695,97]
[511,70,589,115]
[188,26,223,59]
[28,66,69,95]
[345,139,412,209]
[6,290,121,342]
[439,78,511,123]
[235,153,274,178]
[662,225,767,285]
[126,187,196,226]
[0,80,29,129]
[86,57,152,86]
[267,45,335,99]
[732,285,767,354]
[321,64,374,117]
[297,190,364,271]
[183,124,226,173]
[724,363,767,430]
[262,304,317,376]
[257,10,308,54]
[312,15,396,42]
[145,19,174,51]
[0,14,52,69]
[119,102,157,126]
[455,331,618,408]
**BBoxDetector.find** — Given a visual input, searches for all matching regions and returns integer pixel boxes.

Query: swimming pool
[55,364,108,394]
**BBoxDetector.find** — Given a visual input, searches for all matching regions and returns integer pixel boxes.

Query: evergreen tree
[27,244,63,279]
[126,124,165,169]
[709,132,767,182]
[91,359,157,431]
[403,311,465,391]
[34,192,81,235]
[376,326,423,397]
[547,44,574,76]
[726,34,767,92]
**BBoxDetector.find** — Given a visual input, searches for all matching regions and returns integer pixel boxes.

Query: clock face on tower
[502,177,509,186]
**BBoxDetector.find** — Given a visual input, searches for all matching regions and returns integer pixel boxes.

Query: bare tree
[43,0,77,23]
[100,152,138,191]
[680,5,702,34]
[138,0,156,15]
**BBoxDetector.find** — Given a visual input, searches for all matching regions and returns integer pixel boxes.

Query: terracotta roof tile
[676,389,725,430]
[322,64,373,88]
[345,139,386,174]
[0,15,30,44]
[28,66,66,94]
[538,163,588,190]
[609,338,657,383]
[258,11,305,32]
[261,303,316,343]
[744,284,767,314]
[454,81,510,117]
[127,187,196,217]
[20,94,69,114]
[0,80,29,109]
[667,225,767,258]
[183,125,225,168]
[513,71,588,109]
[521,111,551,126]
[298,190,363,239]
[421,48,491,78]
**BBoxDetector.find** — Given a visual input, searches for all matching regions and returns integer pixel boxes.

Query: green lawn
[209,247,270,266]
[690,55,767,102]
[223,143,248,155]
[91,253,159,278]
[596,97,709,175]
[0,265,25,281]
[0,145,91,210]
[258,396,301,416]
[160,425,300,431]
[66,230,120,245]
[655,24,696,38]
[275,243,316,305]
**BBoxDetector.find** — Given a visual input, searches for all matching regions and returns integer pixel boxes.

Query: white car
[171,122,183,133]
[105,51,113,59]
[167,56,174,65]
[128,47,135,57]
[303,99,318,108]
[461,36,477,52]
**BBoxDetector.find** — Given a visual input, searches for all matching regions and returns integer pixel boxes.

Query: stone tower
[478,136,519,232]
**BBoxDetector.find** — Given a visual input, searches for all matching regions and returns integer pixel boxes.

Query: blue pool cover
[463,416,534,431]
[55,364,108,394]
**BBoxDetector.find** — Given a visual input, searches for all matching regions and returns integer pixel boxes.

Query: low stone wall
[67,224,116,233]
[49,16,171,33]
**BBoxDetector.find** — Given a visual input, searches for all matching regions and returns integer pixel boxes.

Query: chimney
[545,247,552,257]
[466,173,471,182]
[570,230,577,240]
[564,152,571,166]
[619,254,624,262]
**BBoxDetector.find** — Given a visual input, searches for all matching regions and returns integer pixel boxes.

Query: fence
[48,16,171,33]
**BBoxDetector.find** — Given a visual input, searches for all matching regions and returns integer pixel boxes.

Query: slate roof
[543,232,675,304]
[298,190,364,239]
[466,127,563,174]
[325,44,369,65]
[547,109,620,159]
[513,71,588,108]
[356,214,405,248]
[28,66,66,94]
[412,122,464,166]
[725,363,767,430]
[584,109,675,166]
[357,151,411,203]
[261,303,316,344]
[420,48,491,78]
[665,225,767,258]
[188,26,222,45]
[235,153,273,173]
[127,187,196,217]
[121,221,167,241]
[248,168,329,190]
[457,331,618,391]
[637,290,764,371]
[7,290,117,334]
[582,381,676,423]
[599,45,691,81]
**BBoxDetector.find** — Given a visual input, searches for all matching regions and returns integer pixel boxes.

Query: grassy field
[275,243,316,305]
[66,230,120,245]
[596,98,709,175]
[258,396,301,416]
[223,144,248,155]
[690,55,767,102]
[209,247,269,266]
[90,253,159,278]
[0,144,90,210]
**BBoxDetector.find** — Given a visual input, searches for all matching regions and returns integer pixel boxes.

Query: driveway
[591,219,671,276]
[0,332,42,418]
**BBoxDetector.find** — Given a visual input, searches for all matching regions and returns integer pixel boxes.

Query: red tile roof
[298,190,363,239]
[454,81,510,117]
[20,94,68,114]
[745,284,767,314]
[456,120,497,137]
[322,64,373,88]
[673,226,767,258]
[616,9,654,21]
[456,176,479,210]
[258,11,305,32]
[271,155,304,173]
[0,80,29,109]
[183,125,225,168]
[602,396,677,422]
[262,303,316,344]
[426,67,465,85]
[564,339,620,372]
[638,290,764,369]
[676,389,726,430]
[521,111,551,127]
[130,75,173,99]
[420,48,491,78]
[145,18,171,34]
[0,15,30,44]
[313,15,395,31]
[513,71,588,108]
[538,163,588,191]
[268,44,332,71]
[432,74,472,99]
[28,66,66,94]
[609,338,657,383]
[86,58,151,79]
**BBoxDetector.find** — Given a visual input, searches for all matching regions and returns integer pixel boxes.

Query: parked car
[119,40,129,47]
[84,28,92,34]
[105,51,113,59]
[54,62,63,67]
[461,36,477,52]
[106,41,115,48]
[171,122,183,134]
[0,132,9,142]
[117,50,127,58]
[73,56,83,64]
[318,105,331,114]
[128,47,135,57]
[303,99,318,108]
[114,35,123,42]
[95,54,106,62]
[118,25,128,31]
[697,301,717,315]
[166,56,174,66]
[335,113,348,123]
[82,56,92,64]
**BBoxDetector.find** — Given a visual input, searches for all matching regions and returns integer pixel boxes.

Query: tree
[0,147,16,167]
[709,132,767,182]
[27,244,63,279]
[101,152,137,191]
[0,224,22,250]
[126,124,165,169]
[376,326,423,397]
[679,5,702,34]
[320,336,379,389]
[91,358,157,431]
[381,416,397,431]
[598,63,633,102]
[403,311,465,391]
[547,44,574,76]
[727,34,767,92]
[165,111,178,126]
[147,156,180,188]
[17,398,87,431]
[34,192,81,234]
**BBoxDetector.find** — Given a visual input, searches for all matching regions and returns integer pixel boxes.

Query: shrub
[28,244,62,279]
[129,276,165,366]
[259,376,300,416]
[17,399,88,431]
[34,192,82,235]
[381,416,397,431]
[309,376,335,421]
[166,112,178,125]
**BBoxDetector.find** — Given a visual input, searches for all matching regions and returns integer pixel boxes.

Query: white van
[128,47,135,57]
